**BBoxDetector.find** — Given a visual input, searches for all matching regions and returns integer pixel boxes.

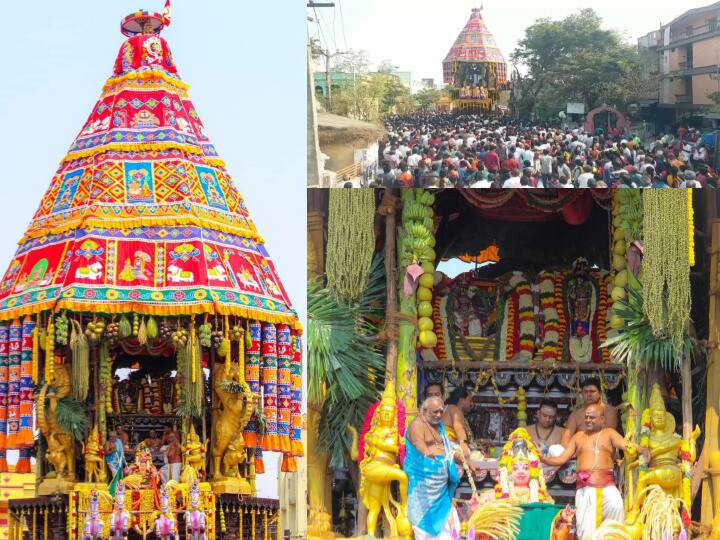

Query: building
[313,69,412,100]
[652,1,720,121]
[420,78,436,90]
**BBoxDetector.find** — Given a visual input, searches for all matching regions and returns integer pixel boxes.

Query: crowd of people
[372,112,719,189]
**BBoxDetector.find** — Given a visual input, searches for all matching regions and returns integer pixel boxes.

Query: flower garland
[554,273,566,343]
[500,273,534,360]
[688,189,695,268]
[537,272,561,362]
[505,293,515,361]
[517,281,535,358]
[595,273,611,363]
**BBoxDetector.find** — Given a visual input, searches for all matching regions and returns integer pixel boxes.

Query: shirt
[483,151,500,172]
[503,176,522,188]
[577,172,594,188]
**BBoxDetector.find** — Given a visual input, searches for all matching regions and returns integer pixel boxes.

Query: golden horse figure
[626,384,700,525]
[347,380,412,540]
[82,424,107,483]
[37,364,76,487]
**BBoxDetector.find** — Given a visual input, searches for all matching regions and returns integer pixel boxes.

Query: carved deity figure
[347,380,412,539]
[82,424,107,483]
[211,363,257,479]
[81,490,105,540]
[566,258,596,363]
[181,424,207,484]
[482,428,553,504]
[627,384,699,521]
[123,443,159,489]
[37,364,76,481]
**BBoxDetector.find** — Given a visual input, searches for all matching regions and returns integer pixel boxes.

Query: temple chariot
[0,6,303,539]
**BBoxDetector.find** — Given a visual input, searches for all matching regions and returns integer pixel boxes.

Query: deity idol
[484,428,553,504]
[347,380,412,539]
[566,258,596,363]
[627,384,699,520]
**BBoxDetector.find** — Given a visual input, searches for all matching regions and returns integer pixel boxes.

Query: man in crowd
[527,400,564,456]
[562,377,618,446]
[541,404,643,539]
[405,396,462,540]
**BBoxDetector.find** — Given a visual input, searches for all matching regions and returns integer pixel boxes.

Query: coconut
[418,330,437,348]
[609,316,625,330]
[418,317,434,332]
[612,254,627,271]
[417,301,433,318]
[614,270,628,288]
[418,273,435,289]
[417,286,433,302]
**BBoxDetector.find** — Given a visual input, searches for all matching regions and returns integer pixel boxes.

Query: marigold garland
[326,189,376,305]
[594,272,610,363]
[642,190,691,351]
[538,272,560,361]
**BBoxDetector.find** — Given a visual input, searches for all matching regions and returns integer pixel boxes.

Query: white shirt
[577,172,594,188]
[503,176,523,188]
[470,179,493,188]
[407,154,422,169]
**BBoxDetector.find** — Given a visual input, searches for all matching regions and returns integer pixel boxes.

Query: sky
[309,0,714,84]
[0,1,305,498]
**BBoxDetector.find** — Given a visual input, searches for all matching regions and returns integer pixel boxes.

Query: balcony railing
[669,20,720,45]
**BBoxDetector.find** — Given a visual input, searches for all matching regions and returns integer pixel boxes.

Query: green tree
[413,88,444,111]
[511,8,657,117]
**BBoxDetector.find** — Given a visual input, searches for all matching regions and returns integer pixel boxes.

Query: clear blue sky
[0,1,305,498]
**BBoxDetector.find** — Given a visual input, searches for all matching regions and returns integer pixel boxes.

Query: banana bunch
[609,190,642,330]
[99,345,113,413]
[400,189,436,268]
[402,189,438,349]
[55,312,69,346]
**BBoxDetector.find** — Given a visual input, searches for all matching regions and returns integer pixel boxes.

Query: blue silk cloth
[404,422,460,536]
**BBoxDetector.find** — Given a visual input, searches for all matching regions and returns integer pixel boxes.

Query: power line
[337,0,348,51]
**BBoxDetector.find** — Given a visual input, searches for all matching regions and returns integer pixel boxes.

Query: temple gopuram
[0,6,302,539]
[442,8,508,114]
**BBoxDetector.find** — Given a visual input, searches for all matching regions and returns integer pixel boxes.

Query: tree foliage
[511,8,658,118]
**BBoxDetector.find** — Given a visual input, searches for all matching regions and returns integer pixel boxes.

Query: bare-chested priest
[527,400,564,456]
[541,403,643,539]
[561,377,618,446]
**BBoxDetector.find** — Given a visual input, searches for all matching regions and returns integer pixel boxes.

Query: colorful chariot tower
[442,8,508,113]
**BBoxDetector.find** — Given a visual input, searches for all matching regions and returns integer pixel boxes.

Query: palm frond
[55,396,87,441]
[355,253,387,332]
[602,279,693,371]
[308,272,386,468]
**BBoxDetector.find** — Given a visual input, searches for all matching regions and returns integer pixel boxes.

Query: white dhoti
[412,506,460,540]
[575,484,624,540]
[168,462,181,481]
